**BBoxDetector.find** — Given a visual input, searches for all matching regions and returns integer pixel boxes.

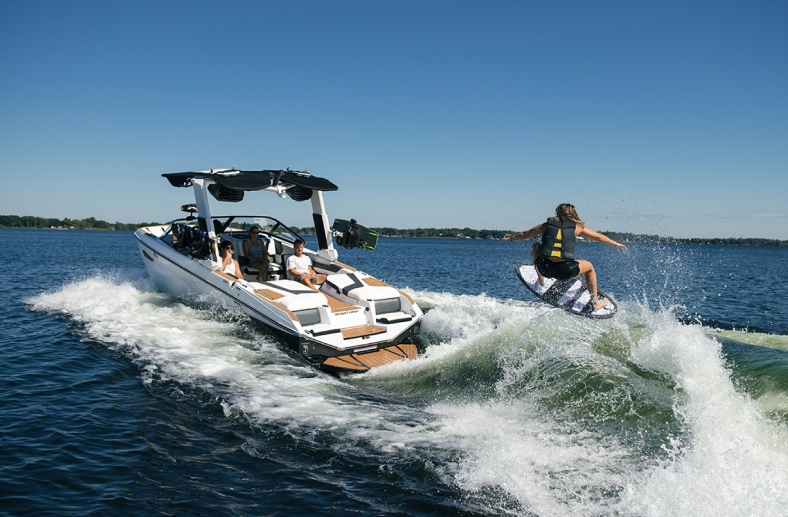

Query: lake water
[2,228,787,516]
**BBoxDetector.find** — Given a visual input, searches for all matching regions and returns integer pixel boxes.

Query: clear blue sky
[1,1,786,239]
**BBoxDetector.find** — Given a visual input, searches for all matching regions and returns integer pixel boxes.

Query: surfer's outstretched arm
[577,227,628,250]
[504,223,545,241]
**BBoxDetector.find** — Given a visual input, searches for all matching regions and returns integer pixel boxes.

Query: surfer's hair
[293,238,306,247]
[555,204,585,227]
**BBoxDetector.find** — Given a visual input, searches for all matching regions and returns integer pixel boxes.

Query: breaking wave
[29,274,788,516]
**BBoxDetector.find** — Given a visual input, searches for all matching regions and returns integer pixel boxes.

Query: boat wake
[29,274,788,517]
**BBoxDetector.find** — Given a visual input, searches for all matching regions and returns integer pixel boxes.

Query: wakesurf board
[333,219,379,250]
[515,263,617,319]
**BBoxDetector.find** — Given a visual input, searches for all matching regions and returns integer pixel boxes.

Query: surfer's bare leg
[577,260,609,310]
[530,243,544,286]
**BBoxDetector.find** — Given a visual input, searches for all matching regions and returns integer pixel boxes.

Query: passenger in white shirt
[286,239,326,291]
[219,241,242,278]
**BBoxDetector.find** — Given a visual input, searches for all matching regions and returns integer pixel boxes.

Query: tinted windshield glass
[219,216,302,242]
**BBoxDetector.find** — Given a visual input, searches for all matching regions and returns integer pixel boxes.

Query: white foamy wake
[620,311,788,517]
[391,300,788,517]
[390,291,548,366]
[361,292,639,516]
[28,277,788,516]
[411,298,635,517]
[429,399,633,517]
[27,275,447,453]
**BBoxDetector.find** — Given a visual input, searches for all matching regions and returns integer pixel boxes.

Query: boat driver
[243,225,270,282]
[287,239,327,291]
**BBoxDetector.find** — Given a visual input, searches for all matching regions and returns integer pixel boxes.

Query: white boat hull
[135,227,422,373]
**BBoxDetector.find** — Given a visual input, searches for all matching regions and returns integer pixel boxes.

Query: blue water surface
[1,228,787,517]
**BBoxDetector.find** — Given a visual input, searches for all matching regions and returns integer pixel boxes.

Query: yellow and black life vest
[539,217,577,260]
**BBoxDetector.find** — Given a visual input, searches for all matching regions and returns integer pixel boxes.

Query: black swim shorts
[534,256,580,281]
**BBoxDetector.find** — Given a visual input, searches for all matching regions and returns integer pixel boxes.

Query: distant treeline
[602,231,788,247]
[0,215,160,231]
[371,227,512,239]
[298,227,510,239]
[2,215,786,246]
[360,227,788,245]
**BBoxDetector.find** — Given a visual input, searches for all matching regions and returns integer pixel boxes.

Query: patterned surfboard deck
[516,263,617,319]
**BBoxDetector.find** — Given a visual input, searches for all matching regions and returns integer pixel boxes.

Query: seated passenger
[243,226,270,282]
[287,238,326,291]
[219,241,242,279]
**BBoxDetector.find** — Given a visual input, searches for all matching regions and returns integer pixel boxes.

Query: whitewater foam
[27,276,788,517]
[622,311,788,517]
[28,275,442,456]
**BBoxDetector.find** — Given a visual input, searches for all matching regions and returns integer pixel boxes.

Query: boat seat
[269,240,293,279]
[223,232,280,279]
[238,236,269,265]
[325,273,400,304]
[376,311,413,324]
[269,239,285,264]
[260,280,326,311]
[255,280,328,327]
[216,231,249,262]
[225,236,294,281]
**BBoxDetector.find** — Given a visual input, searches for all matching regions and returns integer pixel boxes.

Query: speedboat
[134,168,422,374]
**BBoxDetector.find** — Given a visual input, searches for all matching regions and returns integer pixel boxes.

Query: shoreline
[2,226,787,246]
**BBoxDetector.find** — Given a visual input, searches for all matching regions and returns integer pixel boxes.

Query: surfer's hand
[613,242,627,250]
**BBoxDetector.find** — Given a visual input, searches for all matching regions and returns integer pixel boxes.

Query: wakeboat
[134,168,422,374]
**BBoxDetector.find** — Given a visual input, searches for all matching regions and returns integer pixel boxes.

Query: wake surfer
[504,203,627,310]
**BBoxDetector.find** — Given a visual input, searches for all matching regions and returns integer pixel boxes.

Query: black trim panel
[313,213,328,250]
[377,316,413,324]
[326,273,365,297]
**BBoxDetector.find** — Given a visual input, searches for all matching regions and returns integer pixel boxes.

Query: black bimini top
[163,169,338,192]
[163,169,338,203]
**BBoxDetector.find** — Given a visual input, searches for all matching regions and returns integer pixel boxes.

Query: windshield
[159,215,304,244]
[216,216,303,242]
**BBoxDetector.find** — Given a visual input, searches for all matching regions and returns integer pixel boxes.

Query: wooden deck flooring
[322,294,360,313]
[252,289,297,320]
[320,343,418,372]
[340,325,385,340]
[254,288,284,300]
